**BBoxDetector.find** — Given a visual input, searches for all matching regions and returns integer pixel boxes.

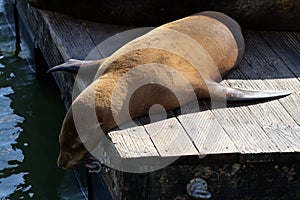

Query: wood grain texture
[141,116,199,157]
[259,31,300,125]
[209,103,280,153]
[81,20,134,58]
[177,106,239,154]
[224,31,300,152]
[108,126,159,158]
[41,11,98,60]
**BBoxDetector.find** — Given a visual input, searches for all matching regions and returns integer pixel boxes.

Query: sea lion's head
[56,79,112,169]
[57,108,88,169]
[57,99,106,169]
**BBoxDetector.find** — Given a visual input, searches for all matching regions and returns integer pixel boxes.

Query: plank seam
[172,111,202,155]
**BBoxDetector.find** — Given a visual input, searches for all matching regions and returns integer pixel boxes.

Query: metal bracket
[84,156,102,173]
[187,178,212,199]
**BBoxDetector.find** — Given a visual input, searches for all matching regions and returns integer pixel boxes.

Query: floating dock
[7,0,300,199]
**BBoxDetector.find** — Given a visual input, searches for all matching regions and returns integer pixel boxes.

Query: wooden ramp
[12,0,300,199]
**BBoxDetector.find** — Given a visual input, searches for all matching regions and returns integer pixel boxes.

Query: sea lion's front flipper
[47,58,106,74]
[206,81,292,101]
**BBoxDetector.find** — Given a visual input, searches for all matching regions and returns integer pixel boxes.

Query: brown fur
[57,11,245,169]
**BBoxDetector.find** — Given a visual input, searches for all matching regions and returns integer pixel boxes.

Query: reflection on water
[0,1,85,199]
[0,86,26,198]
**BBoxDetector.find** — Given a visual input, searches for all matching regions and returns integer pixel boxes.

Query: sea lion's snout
[57,152,75,169]
[57,152,72,169]
[57,161,65,169]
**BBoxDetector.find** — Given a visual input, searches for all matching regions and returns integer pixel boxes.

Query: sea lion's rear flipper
[47,58,106,74]
[206,81,292,101]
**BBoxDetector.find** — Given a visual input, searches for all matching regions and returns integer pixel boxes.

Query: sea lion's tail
[206,81,292,101]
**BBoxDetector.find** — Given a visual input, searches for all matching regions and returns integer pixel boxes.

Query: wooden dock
[9,0,300,199]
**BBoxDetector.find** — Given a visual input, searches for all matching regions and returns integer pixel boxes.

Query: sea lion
[49,11,291,169]
[29,0,300,30]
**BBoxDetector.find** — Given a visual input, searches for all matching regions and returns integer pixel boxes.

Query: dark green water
[0,1,84,199]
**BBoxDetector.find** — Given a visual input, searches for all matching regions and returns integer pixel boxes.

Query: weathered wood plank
[177,102,239,155]
[39,11,105,98]
[41,11,99,60]
[224,31,300,152]
[108,126,159,158]
[258,31,300,125]
[209,104,280,153]
[17,0,60,65]
[141,116,199,157]
[225,73,300,153]
[259,31,300,77]
[81,20,134,59]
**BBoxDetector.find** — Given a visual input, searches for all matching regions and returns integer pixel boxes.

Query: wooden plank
[247,101,300,152]
[88,117,161,173]
[258,31,300,125]
[225,72,300,153]
[39,12,103,98]
[259,31,300,77]
[17,0,58,65]
[41,11,100,60]
[177,102,239,155]
[141,115,199,157]
[108,126,159,158]
[209,103,280,154]
[82,20,133,59]
[223,31,300,152]
[82,20,131,45]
